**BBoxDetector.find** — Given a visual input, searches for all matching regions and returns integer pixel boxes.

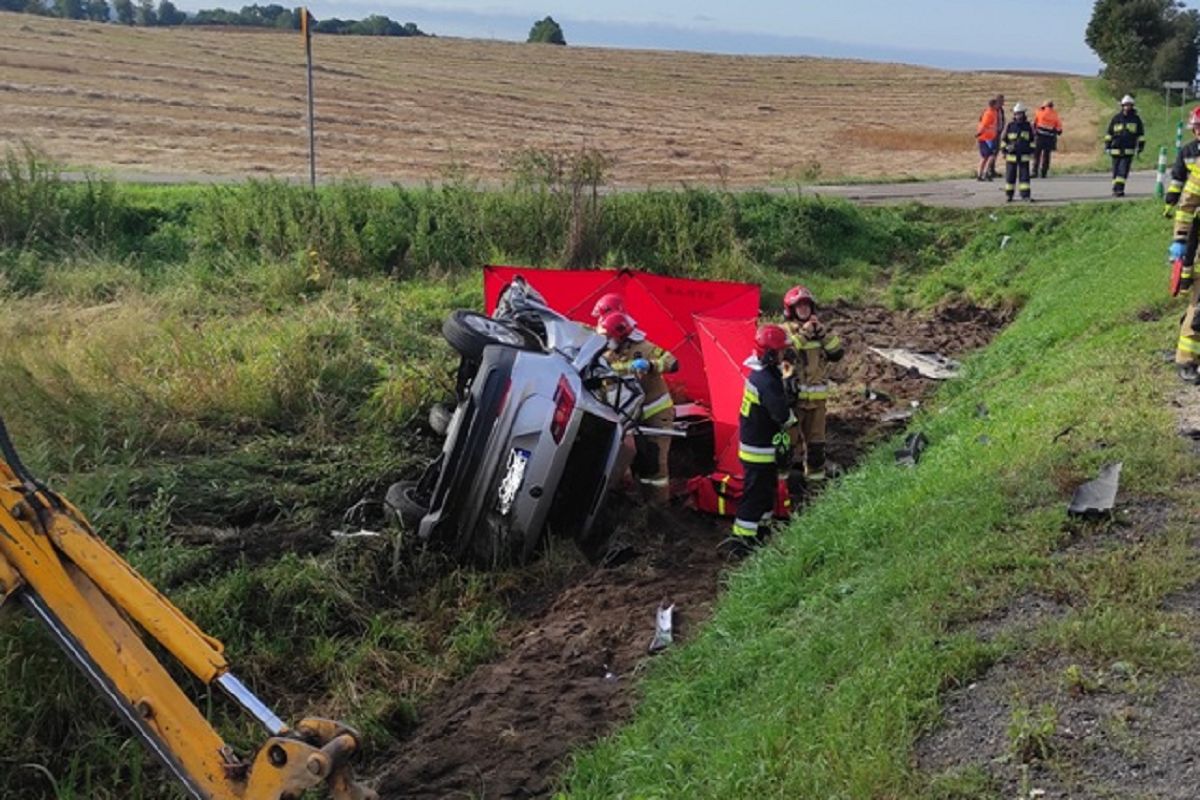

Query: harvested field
[0,13,1105,186]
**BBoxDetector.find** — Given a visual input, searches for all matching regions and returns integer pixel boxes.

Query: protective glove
[1169,241,1187,261]
[631,357,651,375]
[803,318,824,339]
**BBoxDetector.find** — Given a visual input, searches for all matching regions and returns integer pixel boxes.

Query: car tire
[442,310,537,360]
[428,402,453,436]
[384,480,429,529]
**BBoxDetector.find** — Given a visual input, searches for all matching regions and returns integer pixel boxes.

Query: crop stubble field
[0,12,1106,186]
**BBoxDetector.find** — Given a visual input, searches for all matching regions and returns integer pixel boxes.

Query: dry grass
[0,13,1106,186]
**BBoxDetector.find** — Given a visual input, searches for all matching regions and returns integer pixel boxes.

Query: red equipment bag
[1171,258,1185,297]
[687,471,792,519]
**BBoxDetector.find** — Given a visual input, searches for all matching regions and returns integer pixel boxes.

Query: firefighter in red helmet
[600,311,679,502]
[781,285,844,484]
[591,292,626,326]
[1163,104,1200,384]
[722,324,797,558]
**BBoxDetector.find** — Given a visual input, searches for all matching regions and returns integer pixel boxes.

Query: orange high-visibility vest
[977,107,999,141]
[1034,107,1062,135]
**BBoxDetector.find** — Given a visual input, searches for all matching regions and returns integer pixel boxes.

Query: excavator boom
[0,417,374,800]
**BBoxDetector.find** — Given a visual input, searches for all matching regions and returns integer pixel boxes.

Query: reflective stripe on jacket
[785,321,843,401]
[1001,120,1035,159]
[1105,111,1145,156]
[739,364,794,463]
[607,337,679,421]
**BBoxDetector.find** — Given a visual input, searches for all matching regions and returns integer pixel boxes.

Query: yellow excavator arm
[0,417,375,800]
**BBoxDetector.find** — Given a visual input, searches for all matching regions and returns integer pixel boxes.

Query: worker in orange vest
[976,98,1000,181]
[1032,100,1063,179]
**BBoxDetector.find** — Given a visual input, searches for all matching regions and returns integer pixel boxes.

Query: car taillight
[550,376,575,443]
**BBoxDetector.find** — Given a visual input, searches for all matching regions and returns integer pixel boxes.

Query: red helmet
[599,311,636,342]
[754,324,789,361]
[783,285,816,320]
[591,292,625,319]
[1189,106,1200,127]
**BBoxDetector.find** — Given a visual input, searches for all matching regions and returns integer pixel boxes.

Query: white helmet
[1012,102,1027,114]
[1120,94,1135,106]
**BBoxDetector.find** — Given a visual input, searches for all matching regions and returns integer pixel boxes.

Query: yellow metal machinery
[0,416,375,800]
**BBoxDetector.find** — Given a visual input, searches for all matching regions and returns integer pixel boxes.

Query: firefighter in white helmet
[1000,103,1035,202]
[1163,105,1200,384]
[1105,95,1144,198]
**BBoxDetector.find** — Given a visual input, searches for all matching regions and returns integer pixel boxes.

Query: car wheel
[442,310,536,360]
[384,480,429,529]
[428,402,453,436]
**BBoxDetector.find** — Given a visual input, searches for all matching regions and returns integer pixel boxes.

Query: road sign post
[1157,146,1168,199]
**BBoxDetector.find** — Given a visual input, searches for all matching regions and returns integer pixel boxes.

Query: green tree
[1086,0,1199,90]
[112,0,133,22]
[134,0,155,24]
[527,15,565,45]
[84,0,109,20]
[54,0,85,19]
[156,0,184,24]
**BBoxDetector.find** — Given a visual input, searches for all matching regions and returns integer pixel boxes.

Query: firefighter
[1032,99,1063,179]
[600,311,679,502]
[1001,103,1035,202]
[782,285,844,484]
[723,324,796,558]
[1163,105,1200,384]
[1105,95,1144,198]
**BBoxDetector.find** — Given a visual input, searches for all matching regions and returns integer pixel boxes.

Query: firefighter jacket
[1105,111,1145,156]
[607,337,678,420]
[1034,107,1063,141]
[738,360,796,465]
[785,320,844,402]
[1166,139,1200,212]
[1001,120,1035,159]
[976,106,998,142]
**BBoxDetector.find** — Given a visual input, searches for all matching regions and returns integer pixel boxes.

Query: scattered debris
[977,435,991,445]
[649,603,675,653]
[864,385,894,403]
[602,664,619,683]
[868,347,962,380]
[881,409,914,423]
[1000,235,1012,249]
[331,529,383,540]
[599,541,639,568]
[975,403,989,418]
[1067,462,1123,518]
[1052,426,1074,443]
[895,432,928,467]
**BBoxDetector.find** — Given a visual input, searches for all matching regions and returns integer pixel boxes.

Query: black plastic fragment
[894,432,928,467]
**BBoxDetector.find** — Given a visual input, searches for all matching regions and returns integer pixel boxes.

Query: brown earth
[373,302,1006,799]
[0,13,1105,187]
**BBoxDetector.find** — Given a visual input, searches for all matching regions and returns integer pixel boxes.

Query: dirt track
[373,302,1008,798]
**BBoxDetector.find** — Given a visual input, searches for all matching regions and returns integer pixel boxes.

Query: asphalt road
[63,169,1161,209]
[806,170,1159,208]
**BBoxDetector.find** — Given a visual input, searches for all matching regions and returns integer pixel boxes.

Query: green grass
[562,200,1199,798]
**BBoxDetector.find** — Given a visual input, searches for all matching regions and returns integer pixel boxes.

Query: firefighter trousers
[1004,158,1031,199]
[1111,155,1132,196]
[634,407,674,504]
[1177,277,1200,365]
[788,401,828,481]
[1033,135,1055,177]
[732,460,776,538]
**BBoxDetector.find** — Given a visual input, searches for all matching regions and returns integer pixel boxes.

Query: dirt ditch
[373,302,1007,799]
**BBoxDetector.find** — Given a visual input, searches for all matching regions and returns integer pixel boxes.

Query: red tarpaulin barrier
[694,315,756,474]
[483,266,760,405]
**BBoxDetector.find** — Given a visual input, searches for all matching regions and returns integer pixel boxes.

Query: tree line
[1087,0,1200,91]
[0,0,428,36]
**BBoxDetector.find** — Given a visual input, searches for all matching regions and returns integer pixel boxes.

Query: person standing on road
[1105,95,1145,198]
[988,94,1007,179]
[600,311,679,503]
[1001,103,1035,202]
[976,99,1000,181]
[781,285,844,484]
[1162,105,1200,384]
[724,324,796,558]
[1032,100,1063,179]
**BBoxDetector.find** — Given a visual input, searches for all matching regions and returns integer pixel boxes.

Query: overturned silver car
[390,277,644,564]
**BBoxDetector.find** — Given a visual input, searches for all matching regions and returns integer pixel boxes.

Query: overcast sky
[177,0,1200,73]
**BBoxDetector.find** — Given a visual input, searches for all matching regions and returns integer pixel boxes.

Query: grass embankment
[0,153,980,798]
[564,201,1198,797]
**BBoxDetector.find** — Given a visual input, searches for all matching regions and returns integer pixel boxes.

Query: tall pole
[303,7,316,189]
